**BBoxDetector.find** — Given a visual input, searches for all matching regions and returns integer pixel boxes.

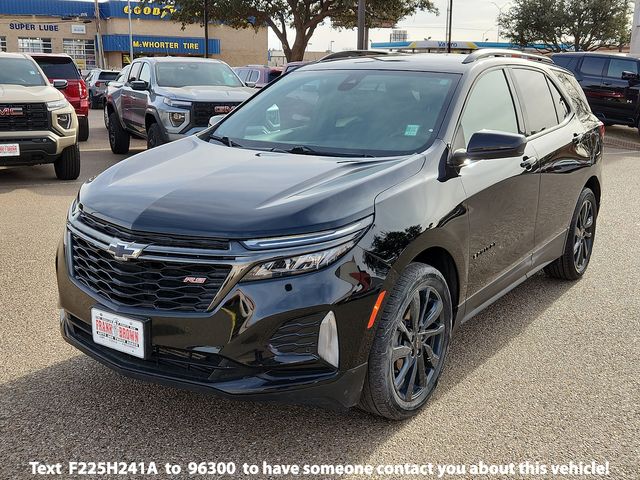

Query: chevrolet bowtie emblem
[106,240,145,261]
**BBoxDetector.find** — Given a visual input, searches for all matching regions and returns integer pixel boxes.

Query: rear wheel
[146,122,166,149]
[545,187,597,280]
[109,112,130,154]
[77,116,89,142]
[359,263,452,420]
[54,144,80,180]
[103,103,109,129]
[89,92,99,109]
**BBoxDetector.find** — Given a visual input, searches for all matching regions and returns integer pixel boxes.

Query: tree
[148,0,437,62]
[498,0,632,52]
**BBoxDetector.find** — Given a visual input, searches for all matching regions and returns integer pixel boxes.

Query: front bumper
[0,128,76,166]
[57,227,391,409]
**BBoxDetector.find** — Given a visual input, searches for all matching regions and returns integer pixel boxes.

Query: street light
[491,2,509,42]
[127,0,133,63]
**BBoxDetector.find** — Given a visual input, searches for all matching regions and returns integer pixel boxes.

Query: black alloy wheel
[573,198,595,274]
[360,263,452,420]
[391,285,446,406]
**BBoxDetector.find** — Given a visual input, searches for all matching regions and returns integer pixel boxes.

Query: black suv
[58,50,603,419]
[552,52,640,134]
[105,57,253,152]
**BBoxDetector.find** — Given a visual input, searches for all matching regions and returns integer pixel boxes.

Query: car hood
[0,84,63,103]
[79,137,426,240]
[158,86,254,103]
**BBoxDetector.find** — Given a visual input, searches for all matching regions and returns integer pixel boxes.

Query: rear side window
[606,58,639,78]
[512,69,559,136]
[552,55,579,72]
[553,70,592,120]
[457,69,519,148]
[547,78,570,122]
[268,70,281,83]
[33,57,80,79]
[98,72,119,81]
[580,56,607,76]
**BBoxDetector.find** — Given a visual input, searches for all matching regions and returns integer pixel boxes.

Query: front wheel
[54,144,80,180]
[545,187,598,280]
[359,263,452,420]
[146,122,166,149]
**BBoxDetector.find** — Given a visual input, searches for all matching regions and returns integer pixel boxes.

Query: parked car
[30,53,89,142]
[102,65,130,129]
[282,61,309,74]
[58,50,603,419]
[84,68,120,109]
[0,53,80,179]
[105,57,253,152]
[552,52,640,134]
[234,65,282,88]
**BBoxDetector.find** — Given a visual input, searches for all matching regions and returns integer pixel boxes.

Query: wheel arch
[411,246,460,323]
[585,176,601,209]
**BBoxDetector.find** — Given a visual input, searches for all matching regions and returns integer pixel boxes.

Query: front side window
[512,69,559,136]
[210,69,458,157]
[457,69,519,148]
[128,62,141,82]
[138,63,151,84]
[606,58,639,78]
[0,58,46,86]
[580,56,607,76]
[155,62,243,88]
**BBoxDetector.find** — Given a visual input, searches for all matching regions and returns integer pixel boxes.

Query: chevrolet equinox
[58,51,603,419]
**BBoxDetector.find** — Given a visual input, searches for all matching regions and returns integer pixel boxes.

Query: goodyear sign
[102,34,220,55]
[122,4,175,19]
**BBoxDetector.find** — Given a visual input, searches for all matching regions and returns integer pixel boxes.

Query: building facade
[0,0,268,71]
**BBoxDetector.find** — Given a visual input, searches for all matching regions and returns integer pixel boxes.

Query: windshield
[98,72,119,81]
[33,57,80,79]
[209,69,458,157]
[155,62,243,88]
[0,58,46,86]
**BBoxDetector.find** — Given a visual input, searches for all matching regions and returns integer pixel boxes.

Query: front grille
[70,233,231,312]
[192,102,241,127]
[0,103,49,131]
[78,212,229,250]
[269,316,321,356]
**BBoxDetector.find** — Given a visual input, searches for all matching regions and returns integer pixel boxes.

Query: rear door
[576,55,608,119]
[456,68,540,315]
[130,62,151,134]
[599,57,640,125]
[122,62,141,129]
[509,67,592,267]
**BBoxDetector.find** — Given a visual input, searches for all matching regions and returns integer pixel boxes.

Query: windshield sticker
[404,125,420,136]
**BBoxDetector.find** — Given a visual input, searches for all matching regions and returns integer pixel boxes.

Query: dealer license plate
[91,308,145,359]
[0,144,20,157]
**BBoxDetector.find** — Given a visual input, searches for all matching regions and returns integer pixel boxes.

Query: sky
[267,0,512,52]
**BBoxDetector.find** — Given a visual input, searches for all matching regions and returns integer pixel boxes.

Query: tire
[89,92,98,109]
[544,187,598,280]
[77,115,89,142]
[359,263,452,420]
[103,103,109,129]
[109,112,130,154]
[54,144,80,180]
[146,122,166,149]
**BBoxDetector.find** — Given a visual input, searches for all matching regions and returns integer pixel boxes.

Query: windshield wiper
[286,145,375,158]
[209,134,242,148]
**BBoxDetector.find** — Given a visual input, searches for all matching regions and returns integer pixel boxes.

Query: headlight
[170,111,186,127]
[67,194,81,222]
[57,113,72,129]
[163,98,191,108]
[243,241,355,281]
[47,99,68,111]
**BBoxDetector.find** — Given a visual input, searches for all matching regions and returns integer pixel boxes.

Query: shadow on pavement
[0,272,575,477]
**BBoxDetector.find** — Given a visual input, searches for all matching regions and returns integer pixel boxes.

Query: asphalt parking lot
[0,111,638,479]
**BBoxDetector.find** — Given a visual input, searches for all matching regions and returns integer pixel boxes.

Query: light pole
[127,0,133,63]
[446,0,453,53]
[203,0,209,57]
[94,0,104,68]
[357,0,366,50]
[491,2,509,42]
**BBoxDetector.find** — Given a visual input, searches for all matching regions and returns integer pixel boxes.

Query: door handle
[520,156,538,171]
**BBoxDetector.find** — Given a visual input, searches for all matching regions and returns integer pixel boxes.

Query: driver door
[122,62,141,130]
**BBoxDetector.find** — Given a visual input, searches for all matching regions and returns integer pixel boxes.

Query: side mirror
[52,79,68,90]
[130,80,148,91]
[208,114,227,127]
[245,81,257,88]
[621,71,640,82]
[104,80,110,87]
[451,130,527,166]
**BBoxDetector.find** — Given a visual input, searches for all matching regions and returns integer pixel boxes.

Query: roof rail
[319,50,390,62]
[463,49,553,65]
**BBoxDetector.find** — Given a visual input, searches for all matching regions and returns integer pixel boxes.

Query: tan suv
[0,53,80,180]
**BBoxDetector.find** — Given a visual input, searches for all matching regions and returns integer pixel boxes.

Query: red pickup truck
[30,53,89,141]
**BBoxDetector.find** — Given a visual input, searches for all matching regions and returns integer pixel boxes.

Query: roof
[135,56,223,64]
[0,52,30,60]
[302,53,481,74]
[552,51,640,59]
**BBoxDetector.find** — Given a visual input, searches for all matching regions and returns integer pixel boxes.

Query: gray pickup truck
[105,57,254,153]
